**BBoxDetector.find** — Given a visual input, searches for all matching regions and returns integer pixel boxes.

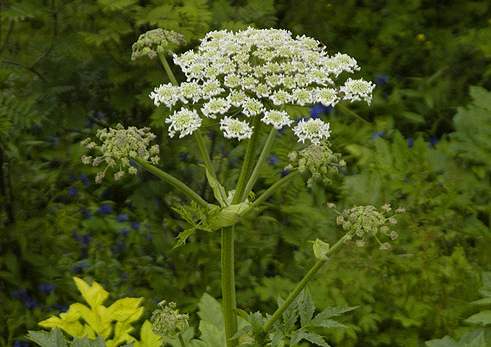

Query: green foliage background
[0,0,490,346]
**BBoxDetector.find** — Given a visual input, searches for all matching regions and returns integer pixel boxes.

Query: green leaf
[465,311,491,325]
[197,293,224,329]
[298,289,315,327]
[206,202,250,230]
[312,239,330,261]
[311,306,357,323]
[27,327,68,347]
[71,335,106,347]
[281,296,299,333]
[290,330,330,347]
[135,320,162,347]
[204,166,227,206]
[425,336,459,347]
[308,319,347,329]
[173,228,197,248]
[73,277,109,309]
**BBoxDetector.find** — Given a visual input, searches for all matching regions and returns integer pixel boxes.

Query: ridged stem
[221,226,238,347]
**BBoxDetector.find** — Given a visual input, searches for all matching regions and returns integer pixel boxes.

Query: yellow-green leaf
[134,320,163,347]
[73,277,109,309]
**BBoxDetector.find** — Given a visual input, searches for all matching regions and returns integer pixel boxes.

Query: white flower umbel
[242,98,265,117]
[220,116,253,140]
[262,110,293,129]
[201,98,231,119]
[149,83,180,108]
[166,109,202,138]
[341,78,376,105]
[293,118,331,145]
[316,88,339,107]
[151,28,374,138]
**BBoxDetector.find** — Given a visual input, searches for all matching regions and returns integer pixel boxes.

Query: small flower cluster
[149,28,374,143]
[328,203,405,250]
[150,300,189,338]
[285,141,345,187]
[81,124,160,183]
[131,29,186,60]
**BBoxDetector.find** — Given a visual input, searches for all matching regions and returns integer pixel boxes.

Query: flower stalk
[263,233,349,333]
[221,225,238,347]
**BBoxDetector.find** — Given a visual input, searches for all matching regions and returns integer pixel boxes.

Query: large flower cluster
[81,124,160,183]
[149,28,374,142]
[150,301,189,338]
[285,141,345,187]
[328,204,405,250]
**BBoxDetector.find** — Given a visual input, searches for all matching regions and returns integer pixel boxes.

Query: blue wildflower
[267,155,279,165]
[39,283,55,294]
[281,169,290,177]
[80,173,90,186]
[121,273,129,279]
[25,297,38,310]
[407,138,414,148]
[179,154,187,161]
[72,228,80,241]
[371,132,384,140]
[85,211,93,219]
[429,137,438,147]
[67,188,77,196]
[98,205,112,214]
[81,233,92,246]
[72,260,89,273]
[11,289,28,299]
[130,222,140,230]
[116,213,128,222]
[120,228,130,236]
[310,104,332,118]
[374,74,389,86]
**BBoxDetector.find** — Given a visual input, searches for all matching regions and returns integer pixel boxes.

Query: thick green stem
[133,158,210,210]
[158,52,179,86]
[232,116,262,205]
[336,103,370,125]
[222,226,238,347]
[240,127,277,202]
[263,234,349,333]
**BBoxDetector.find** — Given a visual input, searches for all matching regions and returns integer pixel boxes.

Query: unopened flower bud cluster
[149,27,375,143]
[81,124,160,183]
[327,203,405,250]
[132,29,186,60]
[285,141,345,187]
[150,300,189,338]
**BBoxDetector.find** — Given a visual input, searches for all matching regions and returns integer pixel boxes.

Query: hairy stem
[222,226,238,347]
[133,158,210,210]
[158,52,178,86]
[263,234,349,332]
[240,127,277,202]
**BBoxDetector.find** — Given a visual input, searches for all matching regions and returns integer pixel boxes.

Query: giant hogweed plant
[57,28,403,347]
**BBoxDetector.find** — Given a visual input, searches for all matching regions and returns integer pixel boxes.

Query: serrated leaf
[298,289,315,326]
[465,310,491,325]
[71,335,106,347]
[281,296,299,333]
[312,306,357,323]
[290,330,330,347]
[134,320,162,347]
[308,319,347,329]
[173,228,196,248]
[27,327,67,347]
[106,297,144,323]
[470,86,491,111]
[73,277,109,309]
